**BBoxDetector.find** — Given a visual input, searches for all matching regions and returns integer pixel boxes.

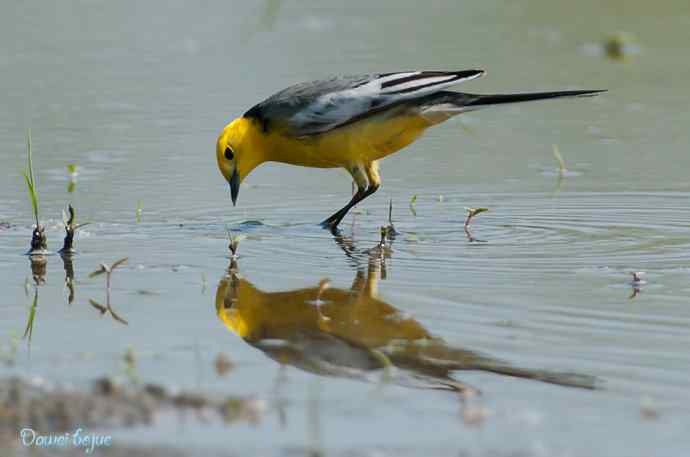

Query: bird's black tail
[462,89,606,107]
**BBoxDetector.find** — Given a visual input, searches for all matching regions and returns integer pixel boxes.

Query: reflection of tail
[390,340,597,390]
[471,362,597,390]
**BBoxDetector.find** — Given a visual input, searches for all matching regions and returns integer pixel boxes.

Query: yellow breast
[259,114,433,168]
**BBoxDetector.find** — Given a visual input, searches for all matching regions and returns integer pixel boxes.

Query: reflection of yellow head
[215,274,253,339]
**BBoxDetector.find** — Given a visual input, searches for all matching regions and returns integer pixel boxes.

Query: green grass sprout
[67,163,78,193]
[135,200,143,223]
[23,130,47,254]
[409,194,417,216]
[552,144,566,177]
[23,287,39,345]
[23,130,39,228]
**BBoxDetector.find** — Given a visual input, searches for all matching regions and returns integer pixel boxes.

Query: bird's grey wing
[243,70,485,137]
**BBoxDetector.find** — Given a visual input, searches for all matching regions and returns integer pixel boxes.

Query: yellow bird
[216,70,603,231]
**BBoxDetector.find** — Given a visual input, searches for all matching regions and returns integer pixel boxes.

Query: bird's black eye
[224,147,234,160]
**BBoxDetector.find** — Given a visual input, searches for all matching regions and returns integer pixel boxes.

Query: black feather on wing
[243,71,485,136]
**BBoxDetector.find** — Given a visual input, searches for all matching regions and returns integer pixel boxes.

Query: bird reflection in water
[215,243,596,395]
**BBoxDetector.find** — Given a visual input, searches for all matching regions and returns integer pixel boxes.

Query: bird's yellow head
[216,117,264,206]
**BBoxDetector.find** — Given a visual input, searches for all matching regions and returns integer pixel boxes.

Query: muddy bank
[0,376,261,456]
[6,444,237,457]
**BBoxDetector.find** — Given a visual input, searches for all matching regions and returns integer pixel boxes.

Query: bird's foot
[320,214,344,234]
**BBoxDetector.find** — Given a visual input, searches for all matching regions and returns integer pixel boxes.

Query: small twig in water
[630,271,645,284]
[628,271,645,299]
[385,199,399,237]
[464,207,489,243]
[89,258,129,325]
[379,226,389,248]
[226,230,246,259]
[60,204,89,254]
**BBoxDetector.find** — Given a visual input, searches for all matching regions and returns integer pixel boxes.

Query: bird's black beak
[229,167,240,206]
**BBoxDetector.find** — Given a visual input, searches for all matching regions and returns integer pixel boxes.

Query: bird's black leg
[320,186,373,233]
[321,162,381,233]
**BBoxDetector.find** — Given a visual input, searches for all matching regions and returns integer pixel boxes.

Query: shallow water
[2,1,690,456]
